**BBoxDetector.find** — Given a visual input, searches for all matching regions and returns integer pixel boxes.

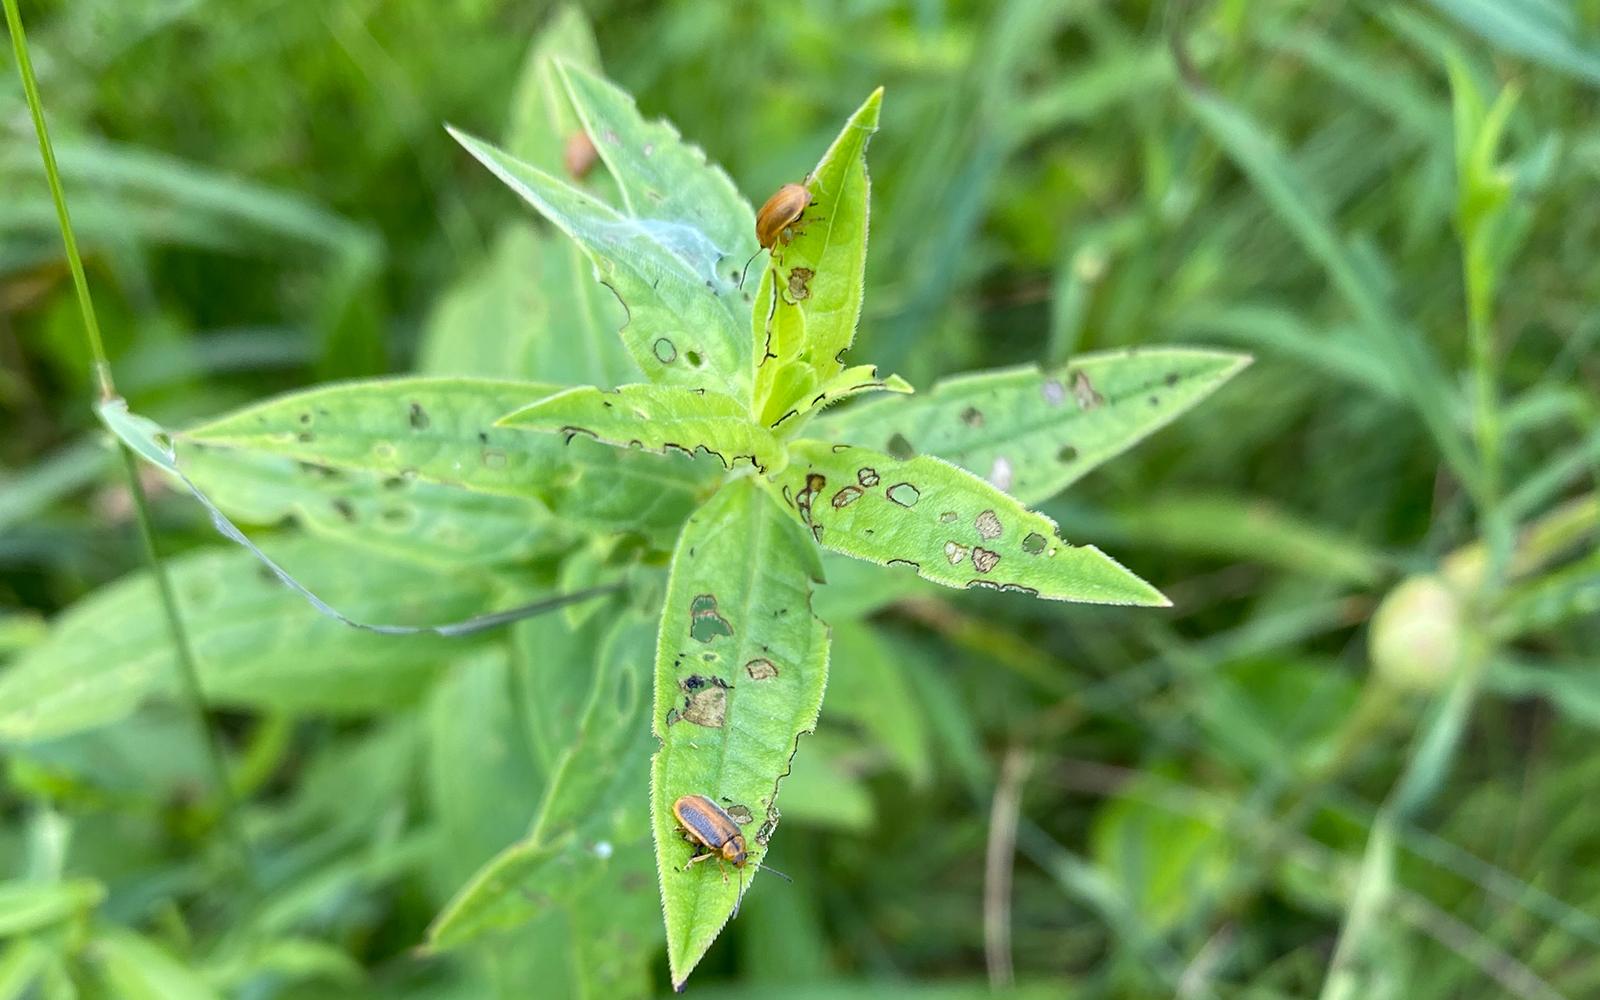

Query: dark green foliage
[3,1,1599,998]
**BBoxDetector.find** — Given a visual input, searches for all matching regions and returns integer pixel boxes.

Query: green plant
[1,13,1245,992]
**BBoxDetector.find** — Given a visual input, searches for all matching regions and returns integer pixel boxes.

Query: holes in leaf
[857,467,880,487]
[653,338,678,364]
[1042,379,1066,406]
[886,433,915,460]
[1023,532,1048,554]
[678,674,730,727]
[886,483,921,507]
[939,511,958,524]
[689,594,733,643]
[831,486,863,508]
[726,803,755,825]
[409,402,430,430]
[944,541,969,565]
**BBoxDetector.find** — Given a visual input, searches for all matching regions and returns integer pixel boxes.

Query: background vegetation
[3,0,1599,997]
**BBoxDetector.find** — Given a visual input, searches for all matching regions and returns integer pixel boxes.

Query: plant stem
[4,0,248,862]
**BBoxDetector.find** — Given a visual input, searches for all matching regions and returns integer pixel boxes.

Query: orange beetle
[755,181,814,249]
[563,131,598,181]
[673,793,747,877]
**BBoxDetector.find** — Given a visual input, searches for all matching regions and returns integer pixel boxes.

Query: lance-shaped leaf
[753,89,882,425]
[181,377,710,541]
[764,363,913,432]
[499,385,784,472]
[813,348,1251,505]
[177,440,560,567]
[650,478,829,989]
[419,11,637,387]
[558,62,756,273]
[429,614,657,948]
[0,538,504,743]
[449,128,752,401]
[773,440,1167,605]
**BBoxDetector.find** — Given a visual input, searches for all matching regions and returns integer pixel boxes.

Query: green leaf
[418,224,635,388]
[92,930,222,1000]
[1427,0,1600,85]
[651,478,830,989]
[826,621,932,787]
[1090,774,1232,933]
[0,878,104,937]
[773,440,1166,605]
[426,647,545,889]
[419,9,637,388]
[753,89,882,425]
[180,376,709,541]
[763,362,914,433]
[429,614,657,949]
[0,538,503,742]
[814,349,1250,505]
[0,940,51,999]
[558,62,757,277]
[178,439,559,567]
[448,128,752,401]
[499,384,785,473]
[505,6,604,170]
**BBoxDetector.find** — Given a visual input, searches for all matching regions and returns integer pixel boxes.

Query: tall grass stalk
[3,0,248,863]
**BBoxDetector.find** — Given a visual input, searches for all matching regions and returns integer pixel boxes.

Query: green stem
[4,0,247,861]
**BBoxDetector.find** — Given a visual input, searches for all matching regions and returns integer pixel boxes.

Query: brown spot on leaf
[858,467,880,487]
[961,406,984,427]
[831,486,862,508]
[786,266,815,301]
[1070,370,1103,410]
[973,547,1000,573]
[975,510,1002,540]
[745,658,779,680]
[945,541,969,565]
[679,674,730,728]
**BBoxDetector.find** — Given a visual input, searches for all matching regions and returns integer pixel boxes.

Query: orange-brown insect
[755,182,814,249]
[673,794,747,878]
[564,131,598,181]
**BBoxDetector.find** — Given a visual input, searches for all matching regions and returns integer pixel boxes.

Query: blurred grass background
[4,0,1600,997]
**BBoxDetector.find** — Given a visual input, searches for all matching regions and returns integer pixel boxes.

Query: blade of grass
[2,0,246,862]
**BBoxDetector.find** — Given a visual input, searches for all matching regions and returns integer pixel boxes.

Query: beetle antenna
[757,862,793,883]
[737,248,764,290]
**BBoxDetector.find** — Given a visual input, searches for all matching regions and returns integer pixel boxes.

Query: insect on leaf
[499,384,786,473]
[814,349,1250,505]
[449,128,753,402]
[651,478,829,989]
[773,439,1167,605]
[753,88,882,426]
